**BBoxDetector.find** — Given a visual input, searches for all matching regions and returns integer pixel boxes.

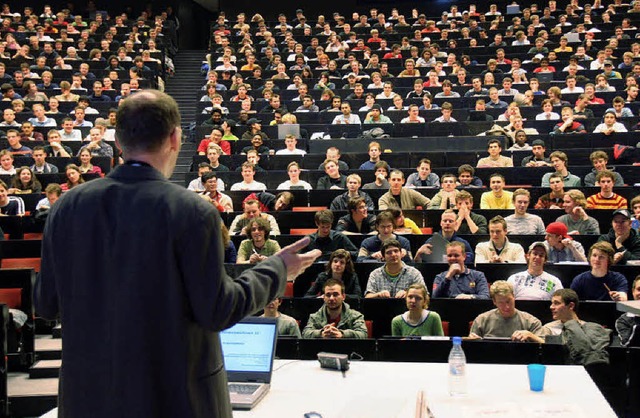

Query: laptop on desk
[220,316,278,410]
[277,124,301,139]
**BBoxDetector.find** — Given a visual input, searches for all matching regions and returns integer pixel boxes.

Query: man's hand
[377,290,391,298]
[457,204,470,220]
[417,243,433,256]
[490,254,503,263]
[615,233,629,249]
[395,290,406,298]
[370,251,383,260]
[249,253,266,264]
[275,237,321,282]
[446,263,464,279]
[511,330,543,343]
[609,291,627,301]
[572,206,588,220]
[613,252,625,265]
[321,324,343,339]
[455,294,474,299]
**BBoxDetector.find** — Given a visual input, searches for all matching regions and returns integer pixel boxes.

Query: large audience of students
[190,3,640,365]
[0,0,638,391]
[0,2,176,220]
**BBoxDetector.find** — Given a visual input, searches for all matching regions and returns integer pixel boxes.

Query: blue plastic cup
[527,364,546,392]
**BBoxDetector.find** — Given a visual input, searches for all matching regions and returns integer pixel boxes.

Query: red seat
[284,282,294,297]
[292,206,327,212]
[365,320,373,338]
[3,258,41,272]
[0,289,21,309]
[441,321,450,336]
[289,228,317,235]
[23,233,43,240]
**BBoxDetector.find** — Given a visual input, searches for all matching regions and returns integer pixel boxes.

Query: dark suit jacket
[35,164,287,418]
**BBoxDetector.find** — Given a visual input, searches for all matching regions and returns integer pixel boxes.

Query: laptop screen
[277,124,301,139]
[220,317,277,380]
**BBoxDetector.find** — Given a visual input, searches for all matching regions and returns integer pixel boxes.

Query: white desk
[234,360,617,418]
[41,361,615,418]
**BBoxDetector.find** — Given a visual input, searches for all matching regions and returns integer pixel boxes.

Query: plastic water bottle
[448,336,467,396]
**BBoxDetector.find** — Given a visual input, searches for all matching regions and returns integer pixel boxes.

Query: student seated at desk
[476,139,514,168]
[391,284,444,337]
[428,174,459,210]
[261,297,301,337]
[456,165,483,188]
[330,174,375,211]
[236,218,281,264]
[302,210,358,262]
[507,242,563,300]
[316,158,347,190]
[304,249,362,299]
[521,139,551,167]
[276,161,313,191]
[358,211,413,263]
[551,107,587,135]
[593,111,628,135]
[517,289,611,367]
[469,280,544,339]
[556,190,601,235]
[597,209,640,265]
[390,207,421,235]
[415,210,474,263]
[475,216,526,263]
[406,158,440,188]
[584,150,624,187]
[336,196,376,235]
[504,189,546,235]
[616,275,640,346]
[571,242,628,301]
[586,171,628,210]
[541,151,582,187]
[302,279,368,339]
[379,169,431,210]
[454,190,488,235]
[543,222,587,263]
[228,198,280,236]
[362,161,390,190]
[480,173,514,209]
[365,239,425,298]
[433,242,490,299]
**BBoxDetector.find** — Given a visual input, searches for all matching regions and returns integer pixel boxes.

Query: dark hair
[315,209,334,225]
[324,249,355,278]
[201,171,217,182]
[243,216,271,236]
[323,278,345,293]
[115,90,181,153]
[381,238,402,254]
[11,166,41,192]
[552,289,579,312]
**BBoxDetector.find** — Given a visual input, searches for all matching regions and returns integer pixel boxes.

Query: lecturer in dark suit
[34,90,320,418]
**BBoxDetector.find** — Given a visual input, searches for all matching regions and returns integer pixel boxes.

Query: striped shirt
[586,193,628,210]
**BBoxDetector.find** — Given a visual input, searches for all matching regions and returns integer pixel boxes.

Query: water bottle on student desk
[448,336,467,396]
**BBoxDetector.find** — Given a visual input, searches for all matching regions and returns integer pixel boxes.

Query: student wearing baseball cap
[597,209,640,265]
[543,222,587,263]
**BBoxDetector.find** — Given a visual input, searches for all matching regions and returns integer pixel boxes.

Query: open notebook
[220,316,278,410]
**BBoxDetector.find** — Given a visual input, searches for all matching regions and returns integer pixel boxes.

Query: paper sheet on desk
[459,402,585,418]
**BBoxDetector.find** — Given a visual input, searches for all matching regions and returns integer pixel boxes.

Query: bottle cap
[452,336,462,344]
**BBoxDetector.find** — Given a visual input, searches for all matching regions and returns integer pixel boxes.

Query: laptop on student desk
[220,316,278,410]
[277,123,301,139]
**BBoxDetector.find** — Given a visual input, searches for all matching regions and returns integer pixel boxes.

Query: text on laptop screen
[220,322,277,373]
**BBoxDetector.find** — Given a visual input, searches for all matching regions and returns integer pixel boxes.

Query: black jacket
[35,164,287,418]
